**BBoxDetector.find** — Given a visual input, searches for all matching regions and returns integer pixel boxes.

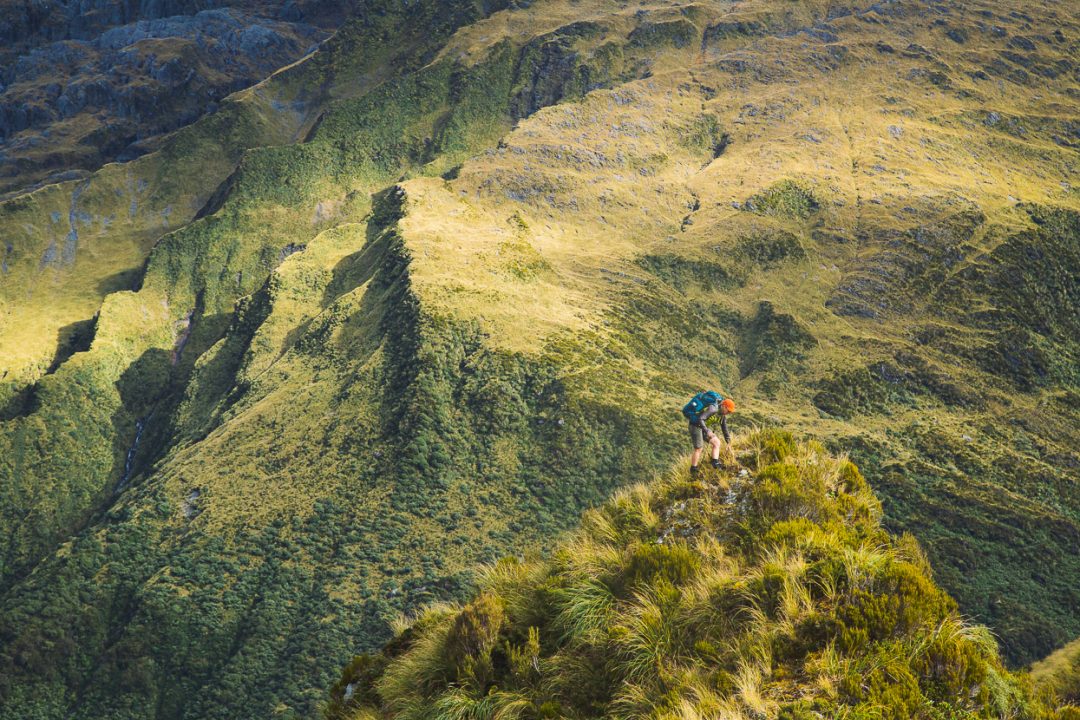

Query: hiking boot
[711,459,724,470]
[690,464,700,477]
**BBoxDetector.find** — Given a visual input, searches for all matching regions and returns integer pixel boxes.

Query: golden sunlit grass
[1032,637,1080,703]
[393,0,1080,442]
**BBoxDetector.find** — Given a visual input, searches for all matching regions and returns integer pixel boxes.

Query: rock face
[0,0,359,52]
[0,1,330,194]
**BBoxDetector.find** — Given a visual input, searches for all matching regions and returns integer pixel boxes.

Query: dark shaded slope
[0,0,333,194]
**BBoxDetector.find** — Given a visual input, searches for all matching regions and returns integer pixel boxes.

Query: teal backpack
[682,391,721,422]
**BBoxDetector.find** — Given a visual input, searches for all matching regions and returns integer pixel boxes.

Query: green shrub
[838,460,868,493]
[620,541,700,591]
[445,592,505,689]
[744,180,820,219]
[754,428,799,467]
[325,654,386,720]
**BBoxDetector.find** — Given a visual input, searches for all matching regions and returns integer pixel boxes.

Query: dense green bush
[744,180,820,220]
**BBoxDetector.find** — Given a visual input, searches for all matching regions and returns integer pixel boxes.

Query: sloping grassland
[0,0,1077,717]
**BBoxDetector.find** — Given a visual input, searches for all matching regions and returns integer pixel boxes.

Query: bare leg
[691,447,704,467]
[710,435,722,461]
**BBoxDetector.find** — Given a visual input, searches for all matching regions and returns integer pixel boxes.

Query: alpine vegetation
[326,430,1078,720]
[0,0,1078,715]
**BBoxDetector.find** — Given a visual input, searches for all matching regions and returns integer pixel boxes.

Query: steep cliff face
[0,0,1077,717]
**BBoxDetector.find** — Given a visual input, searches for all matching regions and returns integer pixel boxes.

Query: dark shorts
[689,423,707,449]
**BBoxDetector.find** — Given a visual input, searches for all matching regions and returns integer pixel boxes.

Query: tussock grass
[1032,638,1080,708]
[327,430,1069,720]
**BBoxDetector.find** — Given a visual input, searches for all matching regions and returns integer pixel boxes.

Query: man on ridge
[683,391,735,476]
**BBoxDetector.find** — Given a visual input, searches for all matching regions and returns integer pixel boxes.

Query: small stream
[117,415,148,492]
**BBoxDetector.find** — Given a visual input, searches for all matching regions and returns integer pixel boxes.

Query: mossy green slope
[0,0,489,410]
[0,4,540,629]
[0,0,1078,717]
[326,431,1076,720]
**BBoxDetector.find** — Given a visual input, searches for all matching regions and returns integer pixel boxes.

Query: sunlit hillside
[1034,638,1080,708]
[0,0,1077,717]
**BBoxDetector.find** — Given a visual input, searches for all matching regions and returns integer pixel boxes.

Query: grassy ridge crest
[327,430,1077,720]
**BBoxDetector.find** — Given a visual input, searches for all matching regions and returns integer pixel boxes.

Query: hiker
[682,391,735,475]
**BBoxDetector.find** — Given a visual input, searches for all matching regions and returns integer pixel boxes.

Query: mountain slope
[0,0,1078,717]
[326,430,1074,720]
[0,0,491,407]
[366,0,1080,664]
[0,0,515,585]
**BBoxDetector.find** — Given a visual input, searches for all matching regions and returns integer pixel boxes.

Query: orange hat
[721,398,736,413]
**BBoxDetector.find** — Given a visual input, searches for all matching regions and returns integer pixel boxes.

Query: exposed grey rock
[0,4,331,193]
